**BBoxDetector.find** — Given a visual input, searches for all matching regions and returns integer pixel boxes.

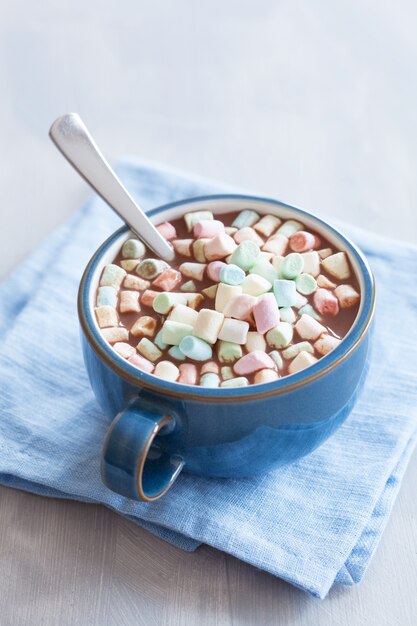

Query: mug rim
[78,193,375,403]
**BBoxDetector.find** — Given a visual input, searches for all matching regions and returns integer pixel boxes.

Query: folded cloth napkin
[1,159,416,598]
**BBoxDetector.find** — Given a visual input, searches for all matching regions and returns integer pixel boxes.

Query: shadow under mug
[78,195,375,501]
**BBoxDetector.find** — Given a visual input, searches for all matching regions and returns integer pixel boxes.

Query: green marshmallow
[122,238,146,259]
[221,366,234,380]
[280,253,304,279]
[295,273,317,295]
[269,350,283,370]
[100,264,126,288]
[220,377,249,388]
[161,320,194,345]
[168,345,187,361]
[229,241,260,271]
[266,322,294,349]
[279,307,296,324]
[298,303,323,322]
[249,259,277,285]
[136,258,168,279]
[154,329,168,350]
[153,293,188,314]
[137,338,162,362]
[217,340,243,363]
[200,373,220,388]
[180,280,197,292]
[231,210,260,229]
[277,219,303,238]
[184,210,213,231]
[282,341,314,360]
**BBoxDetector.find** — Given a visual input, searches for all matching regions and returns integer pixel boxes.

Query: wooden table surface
[1,1,416,624]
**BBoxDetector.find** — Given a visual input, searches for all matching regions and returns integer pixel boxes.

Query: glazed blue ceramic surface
[78,195,375,501]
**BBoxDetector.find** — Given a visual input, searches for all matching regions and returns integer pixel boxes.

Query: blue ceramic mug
[78,195,375,501]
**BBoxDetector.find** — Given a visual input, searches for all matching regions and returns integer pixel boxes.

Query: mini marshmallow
[314,334,342,355]
[280,253,304,279]
[152,268,182,291]
[232,210,259,229]
[207,261,227,282]
[130,316,157,337]
[220,264,245,286]
[136,259,168,280]
[202,284,218,299]
[217,340,242,363]
[295,273,317,295]
[168,304,199,326]
[215,283,242,313]
[229,241,260,271]
[154,360,180,381]
[204,233,237,261]
[101,327,129,344]
[193,309,224,344]
[223,294,257,321]
[221,366,234,380]
[253,214,281,237]
[313,288,339,316]
[271,255,284,275]
[300,251,320,277]
[192,238,210,262]
[123,275,150,291]
[179,363,198,385]
[322,252,351,280]
[334,284,360,308]
[254,369,279,384]
[288,351,317,374]
[201,361,219,375]
[233,227,264,246]
[100,264,126,288]
[262,234,288,256]
[141,290,159,308]
[318,248,333,259]
[220,377,249,388]
[172,239,193,257]
[282,341,314,360]
[187,293,204,310]
[200,373,220,388]
[122,239,146,259]
[234,350,275,375]
[179,336,213,361]
[269,350,283,370]
[266,322,293,348]
[289,231,316,253]
[119,291,141,313]
[241,273,272,296]
[218,318,249,344]
[258,251,274,262]
[168,346,187,361]
[95,306,118,328]
[156,222,177,240]
[113,342,136,359]
[97,286,118,307]
[317,274,337,289]
[127,353,155,373]
[253,293,280,334]
[277,220,303,238]
[153,292,188,314]
[273,279,297,307]
[162,320,194,345]
[224,226,238,236]
[293,291,308,308]
[295,314,326,341]
[180,280,197,292]
[154,329,168,350]
[249,258,277,284]
[179,262,206,281]
[184,210,213,232]
[136,337,163,362]
[120,259,139,272]
[245,332,267,353]
[298,304,323,322]
[279,307,296,324]
[194,220,224,239]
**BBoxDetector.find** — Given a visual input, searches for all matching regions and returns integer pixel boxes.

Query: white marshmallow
[95,306,118,328]
[215,283,242,312]
[218,318,249,344]
[245,331,266,353]
[295,314,326,341]
[168,304,199,326]
[334,284,360,308]
[314,334,342,355]
[288,351,318,374]
[262,234,288,256]
[192,238,210,262]
[301,251,320,277]
[193,309,225,344]
[179,262,206,281]
[154,360,180,381]
[322,252,351,280]
[241,274,272,296]
[253,214,281,237]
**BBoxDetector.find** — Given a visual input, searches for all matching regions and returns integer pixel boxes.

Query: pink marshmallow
[253,293,280,334]
[233,350,275,375]
[289,231,316,253]
[207,261,227,282]
[178,363,198,385]
[156,222,177,241]
[313,288,339,316]
[223,294,257,321]
[141,290,159,307]
[194,220,224,239]
[152,268,182,291]
[204,233,237,261]
[233,227,264,246]
[127,353,155,373]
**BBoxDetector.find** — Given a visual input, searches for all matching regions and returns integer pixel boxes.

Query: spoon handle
[49,113,175,262]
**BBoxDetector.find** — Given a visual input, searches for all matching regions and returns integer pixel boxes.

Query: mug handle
[101,399,184,501]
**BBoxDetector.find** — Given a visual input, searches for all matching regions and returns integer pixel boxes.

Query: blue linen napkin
[1,159,416,598]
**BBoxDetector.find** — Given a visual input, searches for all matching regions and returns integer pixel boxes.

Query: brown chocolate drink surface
[95,209,360,387]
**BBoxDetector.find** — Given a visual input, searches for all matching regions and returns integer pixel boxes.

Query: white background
[0,1,416,624]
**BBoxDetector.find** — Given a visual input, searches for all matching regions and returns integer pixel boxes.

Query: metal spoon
[49,113,175,262]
